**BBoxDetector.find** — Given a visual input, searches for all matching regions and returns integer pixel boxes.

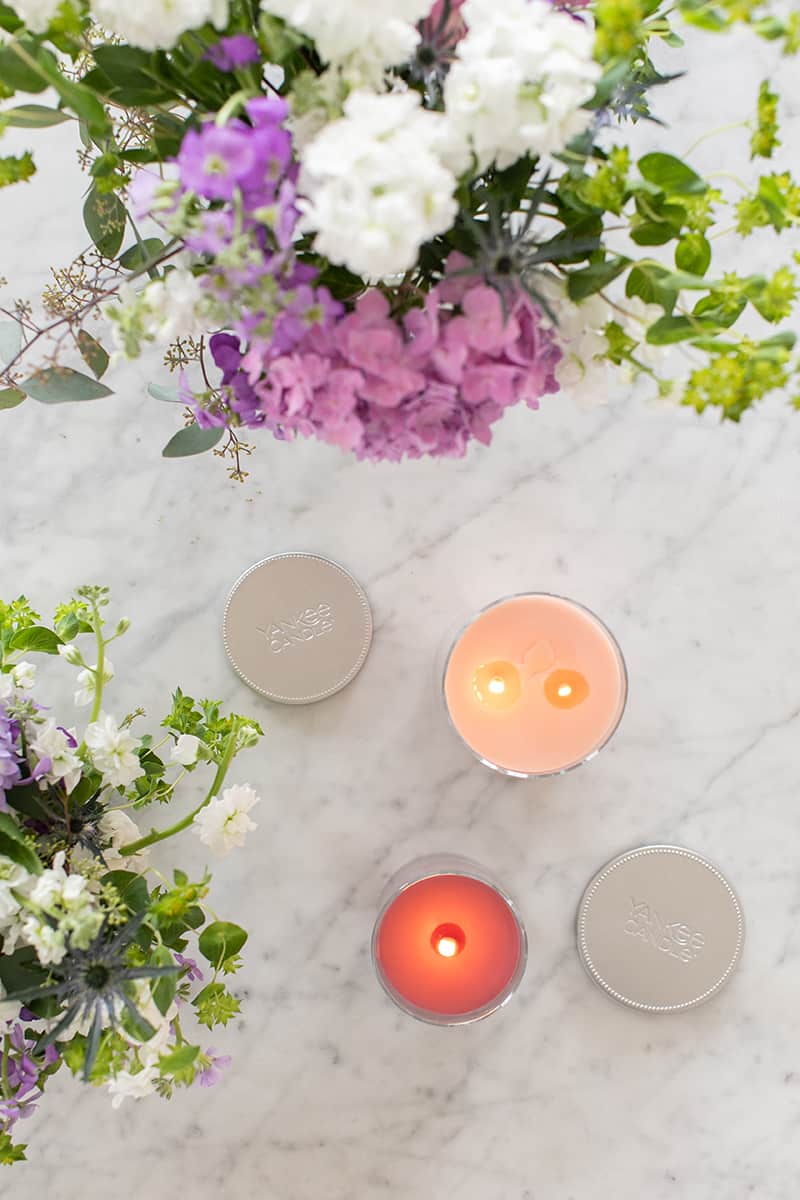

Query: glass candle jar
[442,593,627,778]
[372,855,528,1025]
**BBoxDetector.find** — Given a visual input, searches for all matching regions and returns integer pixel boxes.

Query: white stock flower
[0,674,12,701]
[58,643,83,666]
[8,0,61,32]
[11,661,36,691]
[261,0,429,72]
[22,918,67,966]
[85,714,144,790]
[74,659,115,708]
[98,809,148,868]
[170,734,201,766]
[301,90,459,278]
[29,719,83,795]
[89,0,228,50]
[443,0,601,172]
[193,784,260,857]
[0,856,28,924]
[110,269,209,356]
[24,852,103,962]
[107,1066,160,1109]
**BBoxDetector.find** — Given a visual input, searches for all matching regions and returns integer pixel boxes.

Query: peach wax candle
[443,594,627,777]
[372,856,527,1024]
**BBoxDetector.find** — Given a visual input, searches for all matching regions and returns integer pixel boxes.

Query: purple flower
[0,703,22,809]
[177,124,258,202]
[174,953,204,983]
[196,1049,232,1089]
[205,35,260,72]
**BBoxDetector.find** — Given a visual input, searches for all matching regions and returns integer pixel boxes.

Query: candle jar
[442,593,628,779]
[372,854,528,1025]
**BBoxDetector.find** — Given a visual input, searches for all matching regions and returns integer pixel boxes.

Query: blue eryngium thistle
[4,914,177,1081]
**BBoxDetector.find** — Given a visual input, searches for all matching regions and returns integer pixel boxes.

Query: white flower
[8,0,61,33]
[0,856,28,924]
[0,674,12,701]
[74,659,115,708]
[443,0,601,172]
[85,714,144,790]
[170,734,201,767]
[89,0,228,50]
[261,0,429,72]
[107,1066,159,1109]
[300,90,459,278]
[22,917,67,966]
[11,661,36,691]
[109,269,209,357]
[98,809,148,868]
[25,852,103,960]
[28,719,83,795]
[58,643,83,666]
[193,784,260,857]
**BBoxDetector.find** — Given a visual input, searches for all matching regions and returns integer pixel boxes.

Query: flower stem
[118,730,239,856]
[1,1035,12,1100]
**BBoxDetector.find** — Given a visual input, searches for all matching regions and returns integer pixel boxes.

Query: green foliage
[0,812,42,874]
[76,330,110,379]
[159,1043,199,1077]
[0,151,35,188]
[83,186,127,258]
[162,423,225,458]
[751,80,780,158]
[21,366,113,403]
[0,320,21,364]
[736,172,800,234]
[0,1133,27,1165]
[193,982,242,1029]
[198,921,248,969]
[3,104,69,128]
[162,689,263,762]
[682,333,795,420]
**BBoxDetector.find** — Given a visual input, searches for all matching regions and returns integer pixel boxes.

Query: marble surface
[2,23,800,1200]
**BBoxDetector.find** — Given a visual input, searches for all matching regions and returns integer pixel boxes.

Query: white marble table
[2,25,800,1200]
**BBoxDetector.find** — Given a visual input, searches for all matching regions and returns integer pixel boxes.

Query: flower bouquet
[0,586,262,1165]
[0,1,798,476]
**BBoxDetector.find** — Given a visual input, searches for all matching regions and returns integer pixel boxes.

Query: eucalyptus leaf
[162,424,224,458]
[0,387,25,410]
[4,104,69,128]
[83,186,127,259]
[0,319,21,365]
[119,238,165,271]
[76,330,110,379]
[21,367,113,404]
[148,382,180,403]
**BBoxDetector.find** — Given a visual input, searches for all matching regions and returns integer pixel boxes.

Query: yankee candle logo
[624,899,705,965]
[256,603,334,654]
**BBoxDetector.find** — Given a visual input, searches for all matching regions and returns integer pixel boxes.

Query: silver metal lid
[222,553,373,704]
[577,845,744,1013]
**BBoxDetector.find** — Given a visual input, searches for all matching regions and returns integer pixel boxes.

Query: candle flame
[436,936,458,958]
[557,684,572,698]
[488,676,505,695]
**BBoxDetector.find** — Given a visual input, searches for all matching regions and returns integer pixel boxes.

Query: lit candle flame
[488,677,505,695]
[436,936,458,958]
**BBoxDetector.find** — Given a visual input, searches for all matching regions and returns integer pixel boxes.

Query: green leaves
[159,1043,199,1075]
[0,387,25,410]
[103,869,150,914]
[119,238,165,272]
[151,945,177,1016]
[566,256,629,302]
[0,812,42,875]
[90,45,175,107]
[638,153,707,196]
[751,81,780,159]
[147,382,180,403]
[3,104,69,128]
[0,152,35,189]
[162,424,225,458]
[83,185,127,258]
[9,624,62,654]
[198,921,248,968]
[21,366,113,404]
[675,232,711,275]
[0,1132,27,1166]
[193,982,241,1030]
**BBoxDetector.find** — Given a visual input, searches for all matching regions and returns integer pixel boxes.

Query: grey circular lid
[577,845,744,1013]
[223,554,372,704]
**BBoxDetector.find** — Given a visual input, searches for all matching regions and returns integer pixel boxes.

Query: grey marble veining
[1,23,800,1200]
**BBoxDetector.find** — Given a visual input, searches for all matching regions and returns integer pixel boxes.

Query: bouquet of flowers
[0,586,262,1165]
[0,1,798,476]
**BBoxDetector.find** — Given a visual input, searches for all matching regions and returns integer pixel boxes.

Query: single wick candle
[443,594,627,777]
[372,856,527,1024]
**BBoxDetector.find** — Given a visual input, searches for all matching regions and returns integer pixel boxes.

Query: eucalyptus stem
[118,729,240,856]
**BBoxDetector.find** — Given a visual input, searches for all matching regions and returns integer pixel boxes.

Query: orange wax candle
[373,866,526,1022]
[444,594,627,777]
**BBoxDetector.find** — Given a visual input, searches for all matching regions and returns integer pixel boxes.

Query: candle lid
[223,553,373,704]
[576,845,744,1013]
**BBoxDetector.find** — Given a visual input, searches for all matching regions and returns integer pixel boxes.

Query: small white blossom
[170,734,201,766]
[107,1066,159,1109]
[74,659,115,708]
[22,918,67,966]
[89,0,228,51]
[193,784,260,857]
[8,0,61,33]
[301,90,459,278]
[11,661,36,691]
[443,0,601,172]
[261,0,429,72]
[28,719,83,795]
[0,675,12,701]
[98,809,148,869]
[109,269,209,357]
[85,714,144,790]
[58,643,84,666]
[25,852,103,962]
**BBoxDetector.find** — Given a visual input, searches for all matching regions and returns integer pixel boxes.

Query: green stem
[1,1035,11,1100]
[89,615,106,727]
[118,730,239,857]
